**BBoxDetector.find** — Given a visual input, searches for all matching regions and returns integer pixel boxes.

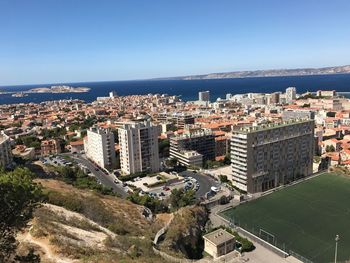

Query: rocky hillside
[15,179,167,263]
[159,206,208,259]
[159,65,350,80]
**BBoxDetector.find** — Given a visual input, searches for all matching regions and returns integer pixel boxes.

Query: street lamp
[334,234,340,263]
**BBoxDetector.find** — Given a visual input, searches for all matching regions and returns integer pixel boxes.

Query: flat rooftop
[234,119,313,134]
[203,229,235,246]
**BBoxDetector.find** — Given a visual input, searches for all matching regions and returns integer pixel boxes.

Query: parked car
[211,186,220,193]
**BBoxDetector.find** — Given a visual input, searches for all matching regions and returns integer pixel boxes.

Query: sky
[0,0,350,86]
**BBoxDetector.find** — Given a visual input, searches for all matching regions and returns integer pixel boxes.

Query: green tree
[169,188,196,210]
[158,139,170,158]
[0,168,43,262]
[326,145,335,152]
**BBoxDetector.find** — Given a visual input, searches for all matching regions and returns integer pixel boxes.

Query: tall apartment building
[84,126,116,170]
[199,91,210,102]
[231,120,314,193]
[285,87,297,103]
[118,121,160,175]
[270,92,280,104]
[170,129,215,167]
[0,132,13,168]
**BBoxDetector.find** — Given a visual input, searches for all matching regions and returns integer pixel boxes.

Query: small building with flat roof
[203,229,235,258]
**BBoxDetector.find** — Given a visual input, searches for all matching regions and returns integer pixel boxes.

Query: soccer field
[221,173,350,263]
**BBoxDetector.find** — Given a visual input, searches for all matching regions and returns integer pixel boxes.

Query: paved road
[179,170,218,198]
[71,155,128,198]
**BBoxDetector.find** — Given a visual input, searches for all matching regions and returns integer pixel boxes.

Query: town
[1,86,349,262]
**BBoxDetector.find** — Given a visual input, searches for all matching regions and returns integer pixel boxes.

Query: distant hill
[157,65,350,80]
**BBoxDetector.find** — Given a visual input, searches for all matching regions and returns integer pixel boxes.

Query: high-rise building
[270,92,280,104]
[118,121,160,175]
[231,119,314,193]
[170,129,215,167]
[199,91,210,102]
[0,132,13,168]
[285,87,296,103]
[84,126,117,170]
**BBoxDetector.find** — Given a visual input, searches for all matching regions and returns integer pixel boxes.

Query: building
[41,139,62,156]
[68,140,84,153]
[175,114,195,129]
[170,129,215,166]
[118,121,160,175]
[199,91,210,102]
[12,145,35,160]
[109,91,117,98]
[316,90,337,97]
[84,126,116,170]
[173,150,203,167]
[0,132,13,168]
[231,119,314,193]
[270,92,280,104]
[285,87,296,103]
[282,109,315,121]
[203,229,236,259]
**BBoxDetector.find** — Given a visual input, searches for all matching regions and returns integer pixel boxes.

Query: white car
[211,186,220,193]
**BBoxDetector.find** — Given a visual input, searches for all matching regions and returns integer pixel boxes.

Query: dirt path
[18,230,77,263]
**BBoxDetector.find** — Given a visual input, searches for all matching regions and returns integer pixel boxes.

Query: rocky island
[28,85,90,93]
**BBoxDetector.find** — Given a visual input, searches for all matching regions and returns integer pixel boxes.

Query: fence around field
[226,217,315,263]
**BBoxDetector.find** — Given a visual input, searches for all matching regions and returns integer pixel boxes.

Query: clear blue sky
[1,0,350,85]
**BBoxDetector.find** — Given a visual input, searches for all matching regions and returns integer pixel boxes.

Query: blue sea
[1,74,350,105]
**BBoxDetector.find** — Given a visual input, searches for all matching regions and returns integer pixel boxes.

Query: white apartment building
[231,119,314,193]
[199,91,210,102]
[0,132,13,168]
[84,126,116,170]
[118,121,160,175]
[285,87,297,103]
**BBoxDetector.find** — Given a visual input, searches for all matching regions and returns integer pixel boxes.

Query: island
[28,85,90,93]
[0,85,90,96]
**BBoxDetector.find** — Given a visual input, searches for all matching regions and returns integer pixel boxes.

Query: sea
[1,74,350,105]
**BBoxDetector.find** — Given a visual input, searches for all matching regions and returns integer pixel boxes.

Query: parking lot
[41,155,73,167]
[126,170,219,200]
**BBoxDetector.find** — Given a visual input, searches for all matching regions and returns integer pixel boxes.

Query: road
[71,155,128,198]
[179,170,218,198]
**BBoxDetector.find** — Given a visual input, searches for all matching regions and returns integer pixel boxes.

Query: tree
[219,175,228,183]
[326,145,335,152]
[223,153,231,165]
[158,139,170,158]
[169,188,196,210]
[0,168,43,262]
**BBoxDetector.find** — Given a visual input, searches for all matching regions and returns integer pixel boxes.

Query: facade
[231,119,314,193]
[199,91,210,102]
[203,229,236,259]
[0,132,13,168]
[316,90,337,97]
[285,87,296,103]
[282,109,315,121]
[118,121,160,175]
[41,139,62,156]
[270,92,280,104]
[173,150,203,167]
[215,136,230,157]
[170,129,215,167]
[84,126,116,170]
[175,114,195,129]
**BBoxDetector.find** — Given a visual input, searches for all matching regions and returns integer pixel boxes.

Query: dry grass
[25,178,167,262]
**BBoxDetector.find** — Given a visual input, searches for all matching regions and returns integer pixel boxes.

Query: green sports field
[221,173,350,263]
